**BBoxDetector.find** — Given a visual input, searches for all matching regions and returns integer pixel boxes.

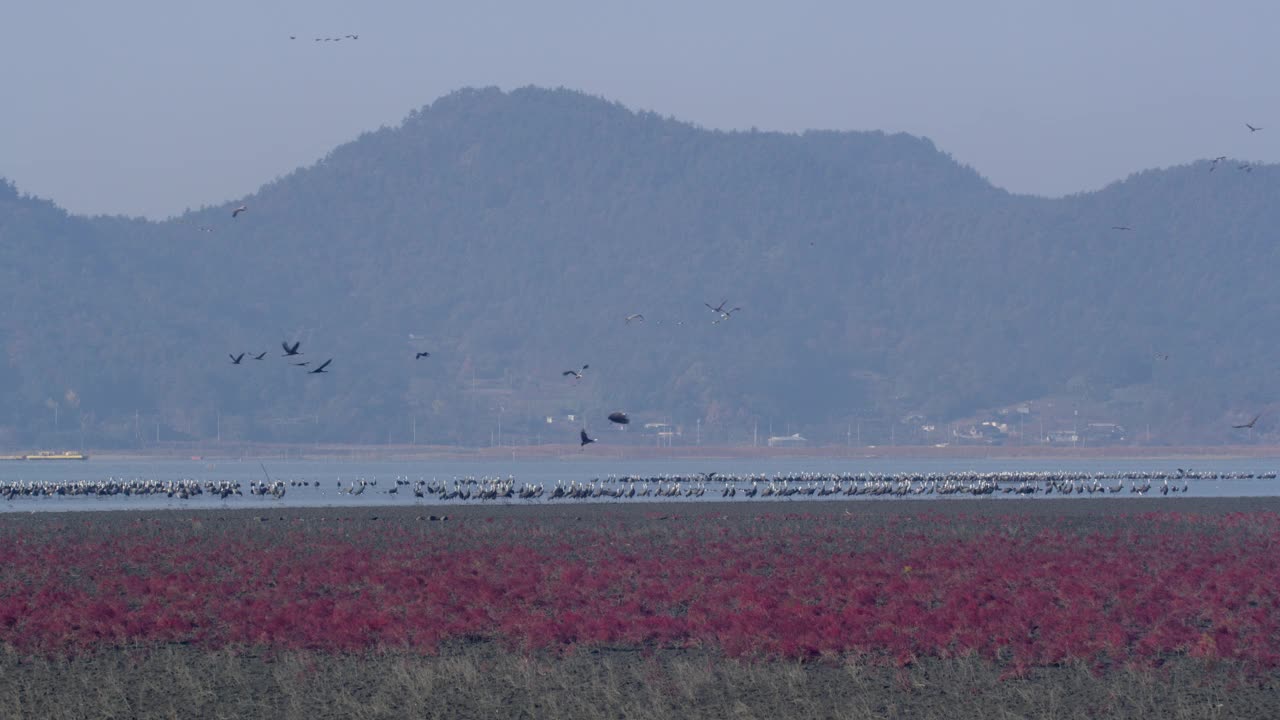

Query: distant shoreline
[59,443,1280,463]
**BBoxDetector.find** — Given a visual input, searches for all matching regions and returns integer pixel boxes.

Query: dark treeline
[1,86,1277,448]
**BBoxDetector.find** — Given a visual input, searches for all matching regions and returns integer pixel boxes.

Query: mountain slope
[2,87,1277,447]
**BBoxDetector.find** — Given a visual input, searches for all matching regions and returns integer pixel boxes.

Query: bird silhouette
[229,353,245,364]
[608,411,630,425]
[1247,124,1263,132]
[252,352,267,360]
[625,313,645,324]
[580,429,595,447]
[308,359,332,374]
[1112,226,1133,231]
[281,340,302,356]
[1232,414,1261,429]
[1154,352,1170,361]
[415,352,431,359]
[231,205,247,218]
[563,364,589,380]
[705,300,729,314]
[292,361,310,367]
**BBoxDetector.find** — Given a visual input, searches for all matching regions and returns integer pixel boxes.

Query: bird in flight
[1154,352,1170,361]
[308,359,332,374]
[563,364,589,380]
[580,429,595,447]
[1111,226,1133,231]
[415,351,431,359]
[229,353,245,365]
[1210,156,1227,171]
[252,352,267,360]
[292,361,310,367]
[232,205,247,218]
[608,411,630,425]
[712,307,742,324]
[705,300,730,314]
[625,313,645,324]
[281,340,302,356]
[1247,124,1263,132]
[1232,414,1261,429]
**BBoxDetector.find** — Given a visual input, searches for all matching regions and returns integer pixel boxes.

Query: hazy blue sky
[2,0,1277,218]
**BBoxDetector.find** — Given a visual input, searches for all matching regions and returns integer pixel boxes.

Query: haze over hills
[1,86,1278,449]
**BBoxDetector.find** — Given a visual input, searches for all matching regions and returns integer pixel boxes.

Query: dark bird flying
[580,429,595,447]
[625,313,645,324]
[1247,124,1263,132]
[563,364,589,380]
[1232,414,1261,429]
[292,361,310,367]
[229,353,245,364]
[608,411,630,425]
[1111,226,1133,231]
[231,205,247,218]
[415,352,431,359]
[281,340,302,356]
[308,359,332,374]
[253,352,267,360]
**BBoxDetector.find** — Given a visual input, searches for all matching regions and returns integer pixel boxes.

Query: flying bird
[229,353,245,364]
[308,359,332,374]
[252,352,267,360]
[712,307,742,324]
[705,300,730,314]
[562,364,589,380]
[1232,414,1261,429]
[608,411,630,425]
[1247,124,1263,132]
[231,205,247,218]
[625,314,645,324]
[580,429,595,447]
[281,340,302,356]
[1111,226,1133,231]
[1154,352,1170,361]
[292,361,310,367]
[415,352,431,359]
[1210,156,1227,171]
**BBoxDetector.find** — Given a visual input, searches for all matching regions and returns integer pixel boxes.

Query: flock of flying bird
[211,119,1269,443]
[229,340,330,374]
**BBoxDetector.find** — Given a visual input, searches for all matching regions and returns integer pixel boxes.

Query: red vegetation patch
[1,511,1278,674]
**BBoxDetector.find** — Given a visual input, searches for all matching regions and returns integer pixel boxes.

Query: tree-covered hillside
[2,87,1278,448]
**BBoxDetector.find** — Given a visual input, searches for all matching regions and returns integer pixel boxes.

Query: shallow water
[1,456,1278,512]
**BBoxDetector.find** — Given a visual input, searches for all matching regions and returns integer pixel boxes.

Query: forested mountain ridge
[2,86,1277,448]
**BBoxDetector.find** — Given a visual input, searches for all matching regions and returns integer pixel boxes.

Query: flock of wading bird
[4,469,1275,505]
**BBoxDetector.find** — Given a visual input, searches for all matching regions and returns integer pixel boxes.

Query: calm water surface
[2,456,1278,512]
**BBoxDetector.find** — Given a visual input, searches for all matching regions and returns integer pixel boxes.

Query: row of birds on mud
[4,469,1272,504]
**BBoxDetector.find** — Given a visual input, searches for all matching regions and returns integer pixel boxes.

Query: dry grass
[0,644,1272,720]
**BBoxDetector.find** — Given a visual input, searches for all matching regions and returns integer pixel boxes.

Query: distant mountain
[2,86,1278,448]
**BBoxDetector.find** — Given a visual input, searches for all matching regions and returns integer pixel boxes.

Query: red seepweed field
[1,498,1279,719]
